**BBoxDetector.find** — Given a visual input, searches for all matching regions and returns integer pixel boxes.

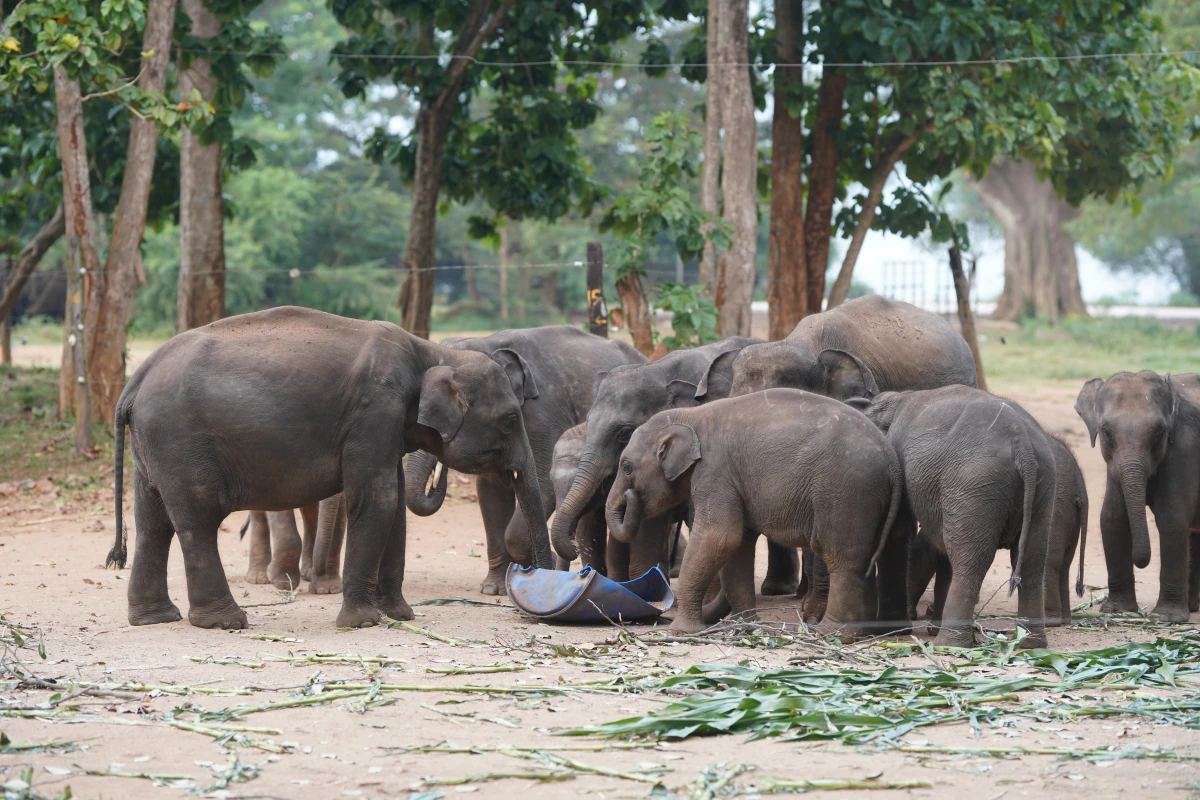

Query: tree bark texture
[400,0,515,339]
[948,246,987,392]
[713,0,757,338]
[802,69,846,314]
[0,205,65,323]
[64,234,92,451]
[586,241,608,337]
[177,0,225,332]
[53,67,101,422]
[86,0,177,427]
[766,0,805,340]
[698,0,722,295]
[614,270,654,356]
[972,160,1088,322]
[826,128,927,308]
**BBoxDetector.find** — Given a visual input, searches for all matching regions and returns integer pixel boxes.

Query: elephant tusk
[428,460,443,495]
[512,470,519,482]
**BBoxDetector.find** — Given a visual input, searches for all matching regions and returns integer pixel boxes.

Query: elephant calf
[851,385,1056,648]
[242,493,347,595]
[607,389,903,636]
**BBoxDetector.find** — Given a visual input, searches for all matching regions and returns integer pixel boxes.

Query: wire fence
[877,259,979,317]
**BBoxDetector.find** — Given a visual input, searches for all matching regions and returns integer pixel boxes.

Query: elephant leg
[298,502,319,581]
[668,521,687,579]
[794,550,812,600]
[266,510,303,591]
[928,555,951,636]
[575,509,608,574]
[1015,506,1052,649]
[761,542,799,596]
[176,512,247,630]
[127,466,182,626]
[477,474,516,596]
[243,511,272,585]
[672,509,745,634]
[1150,504,1195,622]
[907,527,937,621]
[936,509,999,647]
[1099,477,1139,613]
[800,554,829,624]
[1189,530,1200,613]
[310,496,345,595]
[336,457,401,629]
[373,475,412,623]
[718,534,758,620]
[873,509,914,634]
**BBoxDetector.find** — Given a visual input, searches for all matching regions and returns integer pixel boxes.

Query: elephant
[907,434,1088,628]
[729,295,980,620]
[849,385,1056,648]
[551,422,687,581]
[549,335,802,596]
[1075,371,1200,622]
[105,306,553,630]
[242,493,347,595]
[403,326,645,594]
[605,389,903,637]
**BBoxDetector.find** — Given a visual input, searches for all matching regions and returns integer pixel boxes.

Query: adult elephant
[728,294,979,620]
[403,326,645,594]
[242,493,346,595]
[549,336,807,592]
[1075,371,1200,622]
[105,307,552,630]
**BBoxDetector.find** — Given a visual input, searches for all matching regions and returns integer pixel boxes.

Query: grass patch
[980,317,1200,390]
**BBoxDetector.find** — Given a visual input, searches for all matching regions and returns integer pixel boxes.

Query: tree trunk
[766,0,805,340]
[615,271,654,356]
[498,222,510,322]
[802,69,846,313]
[0,205,65,323]
[827,128,927,308]
[948,246,987,392]
[713,0,757,338]
[86,0,177,426]
[972,159,1088,322]
[698,0,722,295]
[1,316,8,366]
[399,0,516,339]
[64,234,92,452]
[53,67,101,423]
[177,0,225,332]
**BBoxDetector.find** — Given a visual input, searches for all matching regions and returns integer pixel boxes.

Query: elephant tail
[1075,488,1089,597]
[106,387,137,570]
[1008,427,1040,598]
[866,442,904,577]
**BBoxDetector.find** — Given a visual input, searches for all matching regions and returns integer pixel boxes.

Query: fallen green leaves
[0,732,75,754]
[383,617,469,646]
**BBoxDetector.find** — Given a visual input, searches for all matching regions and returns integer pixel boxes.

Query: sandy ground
[3,380,1200,799]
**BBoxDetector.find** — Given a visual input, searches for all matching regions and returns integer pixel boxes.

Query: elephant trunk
[312,493,344,576]
[512,443,553,570]
[606,488,642,544]
[550,450,604,561]
[1118,460,1152,569]
[405,451,447,517]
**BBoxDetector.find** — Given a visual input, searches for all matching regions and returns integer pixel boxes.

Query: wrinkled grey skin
[1075,371,1200,622]
[242,494,346,595]
[550,336,800,594]
[607,389,903,637]
[106,307,552,630]
[730,295,980,620]
[551,422,686,580]
[403,326,645,595]
[908,434,1088,628]
[851,385,1055,648]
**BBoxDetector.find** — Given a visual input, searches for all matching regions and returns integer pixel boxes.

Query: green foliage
[1169,290,1200,307]
[600,112,730,281]
[653,282,718,351]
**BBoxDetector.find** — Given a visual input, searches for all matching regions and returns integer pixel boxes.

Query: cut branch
[0,205,65,323]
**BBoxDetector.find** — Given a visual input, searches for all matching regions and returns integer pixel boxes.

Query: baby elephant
[850,385,1056,648]
[606,389,903,636]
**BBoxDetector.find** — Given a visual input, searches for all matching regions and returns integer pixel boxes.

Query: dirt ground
[3,377,1200,799]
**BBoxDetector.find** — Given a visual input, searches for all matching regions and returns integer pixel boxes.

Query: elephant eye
[501,413,517,434]
[621,460,633,476]
[1101,426,1114,444]
[617,428,633,445]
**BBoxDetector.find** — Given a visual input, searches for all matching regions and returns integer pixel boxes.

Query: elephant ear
[592,371,610,402]
[695,349,739,401]
[1165,374,1179,444]
[819,349,880,400]
[490,348,539,404]
[418,366,467,443]
[657,423,702,481]
[1074,378,1104,447]
[666,380,700,408]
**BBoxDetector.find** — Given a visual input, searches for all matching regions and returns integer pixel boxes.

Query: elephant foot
[1190,596,1199,614]
[128,599,183,626]
[188,599,248,630]
[814,617,862,642]
[378,596,414,622]
[300,565,314,583]
[268,561,302,592]
[309,574,343,595]
[336,601,383,629]
[1151,603,1191,623]
[1017,628,1048,649]
[1100,594,1139,614]
[702,591,733,626]
[932,626,975,648]
[760,576,799,596]
[667,614,706,634]
[480,568,509,597]
[245,566,271,585]
[800,599,827,626]
[926,619,942,637]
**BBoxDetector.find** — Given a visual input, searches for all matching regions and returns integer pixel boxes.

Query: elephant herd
[105,298,1200,647]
